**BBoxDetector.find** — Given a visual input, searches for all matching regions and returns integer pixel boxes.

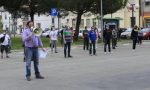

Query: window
[5,14,7,20]
[72,19,76,28]
[93,18,97,26]
[36,23,41,28]
[80,19,84,28]
[86,19,91,28]
[145,1,150,6]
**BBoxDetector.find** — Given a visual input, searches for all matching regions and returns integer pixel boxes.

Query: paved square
[0,42,150,90]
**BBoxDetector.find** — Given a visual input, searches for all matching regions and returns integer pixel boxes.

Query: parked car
[141,28,150,40]
[42,28,50,33]
[74,30,84,37]
[121,28,132,39]
[42,30,51,37]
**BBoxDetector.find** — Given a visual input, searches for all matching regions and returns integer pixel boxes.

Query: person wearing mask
[131,25,139,51]
[138,28,143,45]
[103,26,112,54]
[83,26,89,50]
[112,28,117,49]
[49,26,59,53]
[0,31,10,59]
[89,26,97,56]
[22,21,45,81]
[63,26,73,58]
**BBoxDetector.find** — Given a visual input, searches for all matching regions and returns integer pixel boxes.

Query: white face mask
[52,28,55,31]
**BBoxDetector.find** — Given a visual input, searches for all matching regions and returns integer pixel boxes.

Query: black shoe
[64,56,67,58]
[55,52,58,53]
[68,55,73,58]
[26,76,31,81]
[36,75,45,79]
[93,54,97,56]
[89,54,93,56]
[6,56,9,58]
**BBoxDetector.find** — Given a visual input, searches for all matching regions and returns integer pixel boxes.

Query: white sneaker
[104,52,107,54]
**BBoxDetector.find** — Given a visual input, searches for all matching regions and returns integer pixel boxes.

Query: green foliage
[92,0,128,15]
[0,16,3,33]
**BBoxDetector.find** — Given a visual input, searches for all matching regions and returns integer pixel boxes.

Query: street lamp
[100,0,103,39]
[127,3,139,28]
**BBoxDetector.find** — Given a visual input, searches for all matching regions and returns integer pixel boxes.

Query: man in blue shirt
[88,26,97,56]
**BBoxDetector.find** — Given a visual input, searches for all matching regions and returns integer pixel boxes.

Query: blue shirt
[89,30,97,42]
[22,28,43,47]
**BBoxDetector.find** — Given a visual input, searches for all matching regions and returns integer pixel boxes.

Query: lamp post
[130,4,136,28]
[128,3,139,28]
[100,0,103,39]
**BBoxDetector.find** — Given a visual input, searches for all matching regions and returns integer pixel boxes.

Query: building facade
[142,0,150,27]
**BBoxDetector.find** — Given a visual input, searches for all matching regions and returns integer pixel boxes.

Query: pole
[139,0,141,29]
[131,4,135,27]
[100,0,103,39]
[58,11,60,30]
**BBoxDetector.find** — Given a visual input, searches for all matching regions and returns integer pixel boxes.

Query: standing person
[94,27,99,48]
[63,26,73,58]
[103,26,112,54]
[0,31,10,59]
[138,28,143,45]
[131,25,139,51]
[22,21,45,81]
[83,26,89,50]
[89,26,97,56]
[60,27,64,47]
[6,28,11,53]
[49,26,58,53]
[112,28,117,49]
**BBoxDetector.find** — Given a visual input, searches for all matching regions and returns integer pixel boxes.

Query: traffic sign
[51,8,58,16]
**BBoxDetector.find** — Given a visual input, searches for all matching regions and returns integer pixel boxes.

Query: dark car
[141,28,150,40]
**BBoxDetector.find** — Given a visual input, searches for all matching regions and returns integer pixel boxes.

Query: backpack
[0,34,5,43]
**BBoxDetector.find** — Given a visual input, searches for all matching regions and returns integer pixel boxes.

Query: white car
[42,30,51,37]
[121,28,132,38]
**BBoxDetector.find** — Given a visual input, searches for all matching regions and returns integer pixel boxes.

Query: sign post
[51,8,58,27]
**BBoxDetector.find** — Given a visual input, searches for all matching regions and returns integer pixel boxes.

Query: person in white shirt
[49,26,59,53]
[0,31,10,59]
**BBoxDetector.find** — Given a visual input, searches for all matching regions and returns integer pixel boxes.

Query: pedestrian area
[0,42,150,90]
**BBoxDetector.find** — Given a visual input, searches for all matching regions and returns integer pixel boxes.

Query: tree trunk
[29,0,34,22]
[74,11,83,41]
[30,11,34,22]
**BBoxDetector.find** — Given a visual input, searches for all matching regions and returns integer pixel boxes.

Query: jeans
[25,47,40,77]
[51,40,57,52]
[89,41,96,55]
[64,42,71,57]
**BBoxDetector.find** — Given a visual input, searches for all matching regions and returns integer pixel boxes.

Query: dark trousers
[138,36,142,45]
[133,37,138,50]
[64,42,71,57]
[89,41,96,55]
[83,38,89,50]
[0,45,9,54]
[112,38,117,49]
[104,39,111,52]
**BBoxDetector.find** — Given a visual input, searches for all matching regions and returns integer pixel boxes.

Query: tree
[59,0,128,40]
[2,0,59,22]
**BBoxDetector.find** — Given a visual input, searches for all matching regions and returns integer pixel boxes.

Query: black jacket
[103,29,112,40]
[131,28,138,39]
